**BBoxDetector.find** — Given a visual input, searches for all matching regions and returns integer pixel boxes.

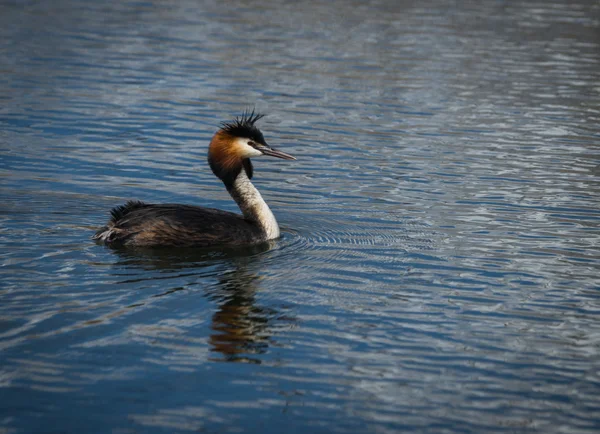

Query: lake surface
[1,0,599,432]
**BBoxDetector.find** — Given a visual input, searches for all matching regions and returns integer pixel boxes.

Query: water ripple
[1,0,599,433]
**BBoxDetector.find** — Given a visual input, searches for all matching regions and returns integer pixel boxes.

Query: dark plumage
[109,200,146,222]
[93,201,266,247]
[220,110,267,146]
[93,113,295,248]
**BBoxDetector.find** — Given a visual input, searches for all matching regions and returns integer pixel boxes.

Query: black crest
[221,109,267,145]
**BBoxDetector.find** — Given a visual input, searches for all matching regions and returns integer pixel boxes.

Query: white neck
[228,170,280,240]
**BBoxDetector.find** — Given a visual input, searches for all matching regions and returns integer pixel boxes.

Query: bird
[93,111,295,248]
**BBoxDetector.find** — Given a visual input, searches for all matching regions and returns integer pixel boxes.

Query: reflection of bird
[209,271,272,364]
[109,245,285,364]
[93,111,295,248]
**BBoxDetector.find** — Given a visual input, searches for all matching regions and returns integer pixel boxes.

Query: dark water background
[1,0,599,432]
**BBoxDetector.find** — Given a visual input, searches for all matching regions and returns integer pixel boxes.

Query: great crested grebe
[93,111,295,248]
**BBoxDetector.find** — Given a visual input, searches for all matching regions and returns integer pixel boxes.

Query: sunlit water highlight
[1,0,599,433]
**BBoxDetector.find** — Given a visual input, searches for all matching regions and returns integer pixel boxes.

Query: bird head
[208,111,295,187]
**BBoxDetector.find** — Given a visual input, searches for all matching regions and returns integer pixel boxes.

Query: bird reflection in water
[112,242,287,364]
[208,266,276,363]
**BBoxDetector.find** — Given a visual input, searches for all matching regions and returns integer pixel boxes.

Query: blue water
[1,0,599,433]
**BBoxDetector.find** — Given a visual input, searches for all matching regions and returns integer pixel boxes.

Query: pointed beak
[259,145,296,160]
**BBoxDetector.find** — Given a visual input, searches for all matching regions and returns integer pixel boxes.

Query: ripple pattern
[1,0,599,433]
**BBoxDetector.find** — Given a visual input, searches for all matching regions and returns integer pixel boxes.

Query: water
[1,0,599,432]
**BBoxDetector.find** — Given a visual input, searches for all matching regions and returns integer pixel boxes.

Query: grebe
[93,112,295,248]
